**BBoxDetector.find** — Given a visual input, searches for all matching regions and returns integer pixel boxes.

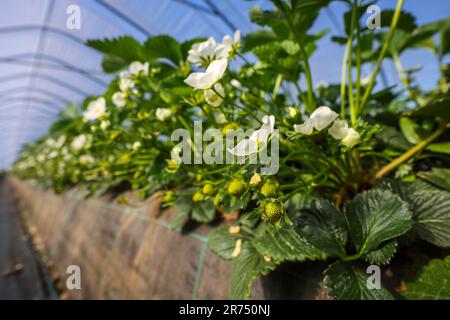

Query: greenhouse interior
[0,0,450,305]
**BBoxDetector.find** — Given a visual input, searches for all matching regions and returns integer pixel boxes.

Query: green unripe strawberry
[192,190,204,202]
[162,190,175,204]
[213,193,222,208]
[227,178,246,197]
[262,200,284,224]
[260,180,279,198]
[202,183,214,195]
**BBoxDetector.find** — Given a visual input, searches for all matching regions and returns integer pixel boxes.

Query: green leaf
[249,5,283,27]
[408,97,450,119]
[281,40,300,55]
[241,29,278,53]
[207,226,240,260]
[324,261,394,300]
[294,199,348,257]
[418,168,450,191]
[174,194,194,216]
[102,54,127,73]
[381,10,417,32]
[427,141,450,155]
[230,242,277,299]
[402,256,450,300]
[343,2,373,35]
[252,226,327,262]
[87,36,144,63]
[380,180,450,247]
[363,240,398,265]
[249,5,288,38]
[191,201,216,223]
[378,125,412,151]
[291,0,330,38]
[345,189,412,254]
[170,210,189,229]
[410,190,450,247]
[399,117,427,144]
[441,18,450,55]
[144,35,182,66]
[284,193,316,220]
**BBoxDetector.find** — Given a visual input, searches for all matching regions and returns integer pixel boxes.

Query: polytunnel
[1,0,450,306]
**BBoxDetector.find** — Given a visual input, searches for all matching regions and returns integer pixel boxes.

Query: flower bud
[166,159,179,173]
[213,193,222,208]
[192,190,204,202]
[202,183,214,195]
[162,190,175,204]
[249,173,262,185]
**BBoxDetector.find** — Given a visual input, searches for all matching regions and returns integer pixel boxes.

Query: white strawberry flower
[328,119,361,148]
[213,111,227,124]
[204,83,225,107]
[231,79,241,88]
[71,134,88,151]
[187,37,228,67]
[341,128,361,147]
[294,106,338,135]
[132,141,142,150]
[294,121,313,135]
[156,108,172,121]
[228,115,275,156]
[119,76,135,92]
[55,135,66,148]
[46,138,56,147]
[112,92,126,108]
[328,119,349,140]
[48,151,58,159]
[128,61,149,76]
[100,120,110,130]
[83,97,106,121]
[360,75,371,86]
[80,154,95,165]
[222,30,241,55]
[184,59,227,90]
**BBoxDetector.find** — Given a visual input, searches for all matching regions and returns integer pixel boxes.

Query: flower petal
[294,119,314,135]
[258,115,275,142]
[310,106,338,130]
[328,119,349,140]
[207,59,228,79]
[341,128,361,147]
[228,138,258,156]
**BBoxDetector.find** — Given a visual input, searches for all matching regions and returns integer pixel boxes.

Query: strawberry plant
[12,0,450,299]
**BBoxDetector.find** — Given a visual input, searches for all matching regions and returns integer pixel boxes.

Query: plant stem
[272,74,283,100]
[340,41,350,118]
[293,81,309,111]
[212,86,261,124]
[274,1,315,113]
[371,121,448,182]
[359,0,405,112]
[392,52,425,106]
[347,1,357,125]
[355,9,362,118]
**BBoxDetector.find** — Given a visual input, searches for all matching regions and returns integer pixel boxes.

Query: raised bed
[8,177,326,299]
